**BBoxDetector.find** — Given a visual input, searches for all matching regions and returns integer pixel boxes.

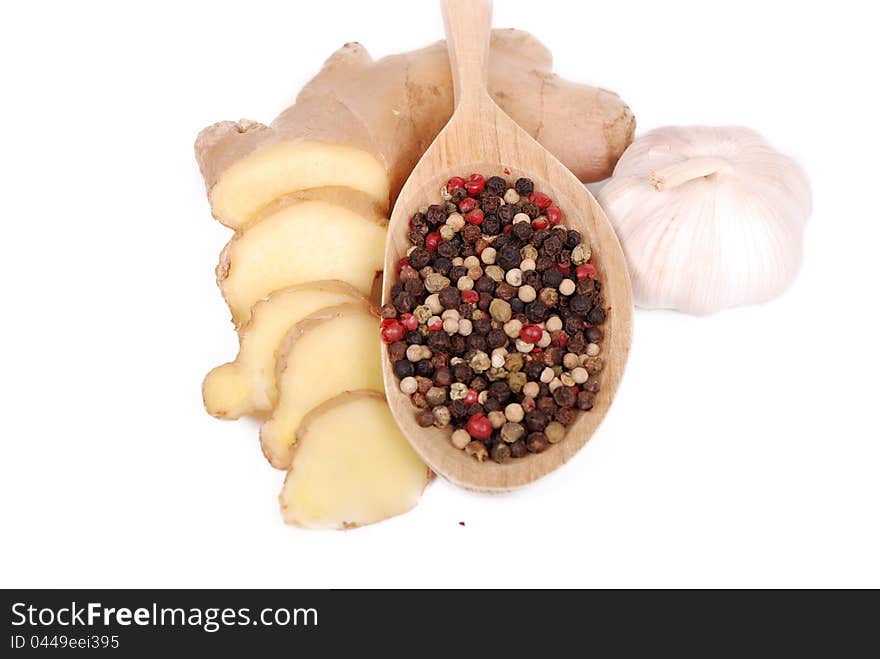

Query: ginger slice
[202,281,368,419]
[260,304,383,469]
[205,138,389,230]
[280,391,429,530]
[218,197,386,326]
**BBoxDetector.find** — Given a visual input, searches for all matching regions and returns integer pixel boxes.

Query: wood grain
[381,0,633,491]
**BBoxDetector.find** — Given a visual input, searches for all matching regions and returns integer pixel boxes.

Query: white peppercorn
[559,278,576,296]
[540,367,555,383]
[451,429,470,449]
[520,258,536,272]
[440,225,456,240]
[425,294,443,315]
[477,390,489,405]
[481,247,497,264]
[548,378,563,392]
[446,212,465,230]
[441,308,460,320]
[571,366,589,384]
[505,268,523,286]
[457,276,474,291]
[563,352,580,370]
[518,285,537,303]
[485,265,504,282]
[505,403,525,423]
[399,376,418,395]
[406,344,423,362]
[458,318,473,336]
[513,212,531,224]
[449,382,468,400]
[560,373,575,387]
[488,410,506,429]
[463,255,480,269]
[504,189,520,204]
[515,338,534,353]
[522,381,540,398]
[452,257,464,267]
[520,245,538,261]
[545,315,562,333]
[443,317,459,334]
[491,348,507,368]
[587,342,601,357]
[503,319,523,338]
[537,330,552,348]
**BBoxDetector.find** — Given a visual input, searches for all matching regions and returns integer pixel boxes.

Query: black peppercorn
[470,376,487,392]
[536,396,557,417]
[512,221,533,241]
[563,315,584,335]
[482,215,501,235]
[433,256,452,275]
[449,334,467,355]
[449,399,468,418]
[543,236,563,256]
[509,298,525,314]
[478,292,493,310]
[483,397,502,413]
[467,403,484,417]
[553,385,576,408]
[433,367,452,386]
[542,268,563,288]
[405,330,424,345]
[452,363,473,383]
[523,270,541,288]
[515,177,534,196]
[525,409,549,432]
[526,432,549,453]
[437,240,459,259]
[416,410,435,427]
[486,176,508,196]
[394,360,415,379]
[408,247,431,269]
[535,254,554,272]
[427,331,451,353]
[473,317,492,334]
[497,245,521,271]
[491,442,511,464]
[481,195,502,215]
[438,286,461,309]
[570,294,590,314]
[414,360,433,377]
[451,187,467,203]
[586,306,607,325]
[525,301,548,323]
[531,229,549,247]
[467,334,488,352]
[521,202,540,219]
[489,381,511,404]
[404,278,425,297]
[498,204,517,223]
[424,204,445,226]
[566,230,582,248]
[394,291,416,313]
[461,224,482,243]
[567,332,587,355]
[389,341,407,362]
[577,391,596,411]
[524,361,544,381]
[486,329,507,349]
[585,326,603,343]
[510,439,528,458]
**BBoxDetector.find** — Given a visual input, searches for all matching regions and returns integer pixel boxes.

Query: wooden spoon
[381,0,633,491]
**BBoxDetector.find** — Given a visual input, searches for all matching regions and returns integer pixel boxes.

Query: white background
[1,0,877,588]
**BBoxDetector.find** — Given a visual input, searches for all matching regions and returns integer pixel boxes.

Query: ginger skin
[196,29,635,226]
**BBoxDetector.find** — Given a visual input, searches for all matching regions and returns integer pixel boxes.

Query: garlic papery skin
[597,126,812,315]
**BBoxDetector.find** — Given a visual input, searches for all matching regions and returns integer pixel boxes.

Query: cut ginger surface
[218,198,386,326]
[260,303,383,469]
[280,391,429,529]
[208,139,389,230]
[202,281,368,419]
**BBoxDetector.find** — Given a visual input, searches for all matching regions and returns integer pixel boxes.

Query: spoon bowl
[381,0,633,491]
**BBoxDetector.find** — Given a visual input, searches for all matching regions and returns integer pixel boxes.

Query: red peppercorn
[530,348,543,360]
[397,257,410,271]
[447,176,465,189]
[553,331,568,348]
[381,322,405,344]
[381,318,398,329]
[546,205,562,225]
[465,209,484,225]
[466,413,493,440]
[570,385,580,395]
[461,289,479,304]
[502,224,513,234]
[427,318,443,332]
[465,173,485,196]
[520,324,543,344]
[529,192,552,209]
[532,217,549,230]
[556,263,571,276]
[463,389,478,405]
[459,197,477,213]
[399,313,418,331]
[425,232,440,250]
[576,263,597,280]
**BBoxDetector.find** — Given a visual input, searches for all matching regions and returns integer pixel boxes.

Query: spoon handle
[442,0,493,109]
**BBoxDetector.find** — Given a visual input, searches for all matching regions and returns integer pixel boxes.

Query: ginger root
[280,391,429,530]
[196,29,635,230]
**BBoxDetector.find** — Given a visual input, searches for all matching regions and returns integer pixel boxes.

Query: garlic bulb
[597,126,811,315]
